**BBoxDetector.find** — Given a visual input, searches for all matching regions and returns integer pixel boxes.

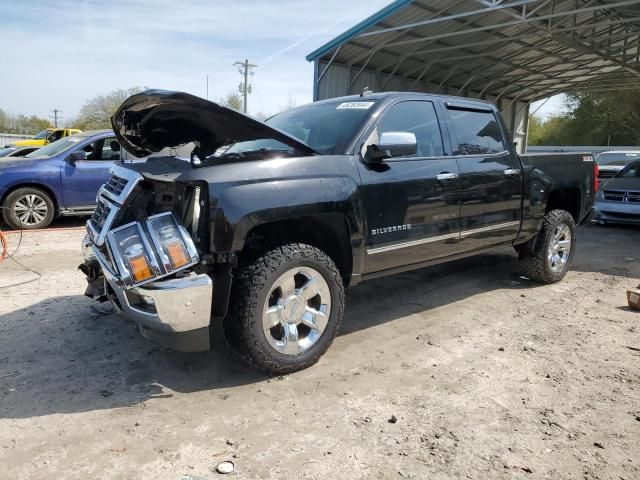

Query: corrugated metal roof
[307,0,640,101]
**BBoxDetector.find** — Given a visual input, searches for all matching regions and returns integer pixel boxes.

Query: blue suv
[0,130,125,229]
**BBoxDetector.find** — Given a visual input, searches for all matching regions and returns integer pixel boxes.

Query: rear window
[596,152,640,166]
[447,108,506,155]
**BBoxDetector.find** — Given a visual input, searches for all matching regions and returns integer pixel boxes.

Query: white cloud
[0,0,391,122]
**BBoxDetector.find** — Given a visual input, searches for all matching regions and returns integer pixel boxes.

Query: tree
[0,108,51,135]
[528,87,640,146]
[278,94,298,113]
[528,114,572,146]
[75,87,144,130]
[219,92,243,111]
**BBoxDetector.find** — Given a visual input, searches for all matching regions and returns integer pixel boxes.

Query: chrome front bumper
[84,237,213,351]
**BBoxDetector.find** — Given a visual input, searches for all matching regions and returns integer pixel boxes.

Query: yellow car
[13,128,82,147]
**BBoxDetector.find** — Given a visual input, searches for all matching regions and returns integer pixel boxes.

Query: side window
[447,108,506,155]
[80,137,121,161]
[99,137,121,160]
[48,130,63,143]
[377,101,444,157]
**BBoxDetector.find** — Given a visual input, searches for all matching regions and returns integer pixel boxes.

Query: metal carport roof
[306,0,640,151]
[307,0,640,103]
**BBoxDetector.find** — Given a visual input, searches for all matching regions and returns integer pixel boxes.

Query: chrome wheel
[547,222,572,274]
[14,194,49,226]
[262,266,331,356]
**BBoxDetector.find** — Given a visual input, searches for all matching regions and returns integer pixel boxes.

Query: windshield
[617,160,640,179]
[25,136,83,158]
[0,147,16,157]
[33,129,51,140]
[596,152,640,166]
[222,100,376,157]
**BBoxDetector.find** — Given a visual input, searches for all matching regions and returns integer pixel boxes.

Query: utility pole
[234,59,257,113]
[49,109,62,127]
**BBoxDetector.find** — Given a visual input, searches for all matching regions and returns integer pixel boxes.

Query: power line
[234,59,257,113]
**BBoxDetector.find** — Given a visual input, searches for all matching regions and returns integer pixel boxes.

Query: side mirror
[67,151,86,163]
[365,131,417,163]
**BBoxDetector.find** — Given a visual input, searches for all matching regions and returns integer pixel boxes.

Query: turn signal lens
[165,239,189,268]
[107,223,158,287]
[125,245,153,282]
[147,213,198,273]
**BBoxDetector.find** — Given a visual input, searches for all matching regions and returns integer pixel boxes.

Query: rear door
[357,99,462,273]
[61,135,122,209]
[444,102,522,250]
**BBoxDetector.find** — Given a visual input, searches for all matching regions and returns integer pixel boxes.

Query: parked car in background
[12,127,82,147]
[594,159,640,225]
[595,150,640,185]
[0,130,122,229]
[0,146,40,158]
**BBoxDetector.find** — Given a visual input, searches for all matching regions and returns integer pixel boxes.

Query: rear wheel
[2,187,55,230]
[518,209,576,284]
[225,243,344,374]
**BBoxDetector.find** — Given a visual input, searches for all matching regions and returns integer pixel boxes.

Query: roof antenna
[360,87,373,97]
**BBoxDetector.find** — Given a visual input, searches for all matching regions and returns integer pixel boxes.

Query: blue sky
[0,0,564,123]
[0,0,392,121]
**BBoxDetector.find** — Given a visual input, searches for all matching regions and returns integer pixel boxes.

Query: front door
[357,99,462,273]
[61,136,122,209]
[444,104,522,250]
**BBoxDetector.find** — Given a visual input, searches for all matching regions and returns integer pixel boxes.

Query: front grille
[603,190,625,202]
[86,165,143,246]
[91,197,111,229]
[103,174,128,197]
[598,171,617,179]
[603,190,640,203]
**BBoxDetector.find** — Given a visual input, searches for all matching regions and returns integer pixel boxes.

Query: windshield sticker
[336,102,375,110]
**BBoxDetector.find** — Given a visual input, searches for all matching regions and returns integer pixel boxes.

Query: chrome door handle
[436,172,459,181]
[504,168,521,176]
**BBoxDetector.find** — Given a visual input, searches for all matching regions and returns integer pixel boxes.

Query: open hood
[111,89,317,160]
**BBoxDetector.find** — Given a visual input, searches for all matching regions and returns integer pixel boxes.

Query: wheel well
[241,214,353,286]
[1,183,59,211]
[545,188,581,221]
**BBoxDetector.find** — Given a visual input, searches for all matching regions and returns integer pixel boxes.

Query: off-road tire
[2,187,55,230]
[224,243,345,374]
[518,209,576,284]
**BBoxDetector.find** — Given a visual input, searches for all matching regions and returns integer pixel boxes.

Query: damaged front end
[81,89,316,352]
[80,162,213,352]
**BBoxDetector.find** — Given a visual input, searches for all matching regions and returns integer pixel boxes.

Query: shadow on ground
[0,224,637,419]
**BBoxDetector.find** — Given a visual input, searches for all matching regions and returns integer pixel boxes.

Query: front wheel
[225,243,345,374]
[518,209,576,284]
[2,187,55,230]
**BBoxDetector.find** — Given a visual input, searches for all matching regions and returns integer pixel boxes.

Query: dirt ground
[0,222,639,480]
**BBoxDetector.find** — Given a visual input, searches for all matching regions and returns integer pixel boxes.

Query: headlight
[105,212,199,288]
[107,223,161,287]
[146,212,199,273]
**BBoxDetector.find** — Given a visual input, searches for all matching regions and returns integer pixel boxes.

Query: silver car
[594,159,640,225]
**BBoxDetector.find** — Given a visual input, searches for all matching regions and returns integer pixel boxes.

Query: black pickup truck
[81,89,597,373]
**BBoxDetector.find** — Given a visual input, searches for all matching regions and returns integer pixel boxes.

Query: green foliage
[528,88,640,146]
[74,87,144,130]
[0,108,52,135]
